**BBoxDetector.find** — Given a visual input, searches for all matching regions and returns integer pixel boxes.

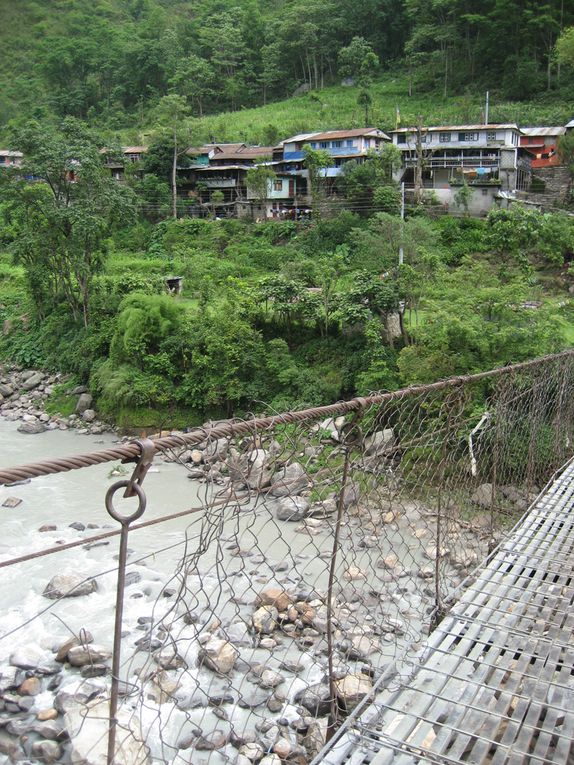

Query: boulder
[82,409,96,423]
[251,605,278,634]
[0,383,14,397]
[43,573,98,599]
[204,438,229,463]
[256,584,293,612]
[75,393,93,415]
[67,644,112,667]
[31,740,61,763]
[22,372,44,391]
[335,673,372,712]
[270,462,309,497]
[294,682,331,716]
[471,483,493,509]
[197,637,238,674]
[65,697,150,765]
[17,420,46,434]
[276,495,309,521]
[364,428,395,457]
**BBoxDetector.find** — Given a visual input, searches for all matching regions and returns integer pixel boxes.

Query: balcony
[404,155,500,169]
[202,178,237,188]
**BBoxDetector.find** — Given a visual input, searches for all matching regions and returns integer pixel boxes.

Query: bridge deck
[319,461,574,765]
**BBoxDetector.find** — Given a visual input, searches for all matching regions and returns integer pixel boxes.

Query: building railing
[0,351,572,764]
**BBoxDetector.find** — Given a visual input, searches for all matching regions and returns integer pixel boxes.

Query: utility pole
[399,181,405,266]
[485,91,490,125]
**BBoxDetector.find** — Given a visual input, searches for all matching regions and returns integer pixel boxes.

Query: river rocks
[295,682,331,716]
[334,673,372,711]
[31,739,62,763]
[276,495,309,521]
[82,408,96,422]
[43,573,98,599]
[10,644,52,670]
[198,637,238,674]
[75,392,93,414]
[65,697,150,765]
[256,584,293,613]
[251,605,278,634]
[364,428,394,457]
[67,644,112,667]
[2,496,22,508]
[17,420,46,434]
[18,676,41,695]
[270,462,309,497]
[21,371,44,391]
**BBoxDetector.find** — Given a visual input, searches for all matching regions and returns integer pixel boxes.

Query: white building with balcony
[390,124,527,214]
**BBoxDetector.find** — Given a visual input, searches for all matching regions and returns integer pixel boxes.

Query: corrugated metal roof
[392,124,519,133]
[520,127,566,137]
[216,147,274,160]
[123,146,147,154]
[280,128,388,144]
[565,119,574,129]
[0,150,23,157]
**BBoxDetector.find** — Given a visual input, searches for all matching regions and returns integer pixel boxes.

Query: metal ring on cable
[105,480,146,524]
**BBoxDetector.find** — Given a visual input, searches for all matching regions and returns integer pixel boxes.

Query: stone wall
[519,166,572,209]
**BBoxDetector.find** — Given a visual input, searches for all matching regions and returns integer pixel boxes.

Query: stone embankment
[0,367,111,437]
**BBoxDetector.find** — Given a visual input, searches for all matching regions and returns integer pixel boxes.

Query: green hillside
[1,0,573,145]
[153,76,574,147]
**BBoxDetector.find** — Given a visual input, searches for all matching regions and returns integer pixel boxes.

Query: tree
[555,26,574,68]
[303,145,331,216]
[454,180,473,215]
[170,54,215,117]
[338,36,379,126]
[1,118,135,327]
[246,162,276,219]
[153,94,191,219]
[338,36,379,85]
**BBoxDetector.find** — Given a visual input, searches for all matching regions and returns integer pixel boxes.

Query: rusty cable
[0,351,571,486]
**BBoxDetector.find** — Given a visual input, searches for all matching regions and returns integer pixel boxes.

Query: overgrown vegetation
[1,150,572,427]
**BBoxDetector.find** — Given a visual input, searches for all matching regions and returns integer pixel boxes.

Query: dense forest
[1,0,573,133]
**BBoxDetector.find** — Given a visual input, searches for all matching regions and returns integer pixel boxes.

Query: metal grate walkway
[318,461,574,765]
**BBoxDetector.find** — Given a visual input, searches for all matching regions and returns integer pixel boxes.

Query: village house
[520,127,566,169]
[255,127,391,218]
[103,146,147,180]
[178,144,274,217]
[390,124,527,215]
[0,150,23,169]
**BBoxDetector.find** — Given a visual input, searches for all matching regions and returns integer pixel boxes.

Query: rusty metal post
[105,439,155,765]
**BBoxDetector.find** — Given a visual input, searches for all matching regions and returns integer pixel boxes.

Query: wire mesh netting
[0,353,573,765]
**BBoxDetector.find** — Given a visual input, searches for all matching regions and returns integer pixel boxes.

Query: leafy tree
[170,54,215,117]
[454,180,473,215]
[556,26,574,68]
[303,145,331,216]
[246,162,276,219]
[153,94,191,219]
[1,118,135,327]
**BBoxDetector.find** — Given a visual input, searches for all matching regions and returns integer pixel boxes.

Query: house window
[458,132,479,141]
[332,140,342,147]
[310,142,317,148]
[364,139,370,148]
[346,139,355,147]
[487,131,497,141]
[397,134,407,144]
[439,132,451,143]
[320,141,329,148]
[273,180,283,191]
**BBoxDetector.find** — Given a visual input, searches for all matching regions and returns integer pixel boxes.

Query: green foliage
[1,118,136,326]
[110,293,182,367]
